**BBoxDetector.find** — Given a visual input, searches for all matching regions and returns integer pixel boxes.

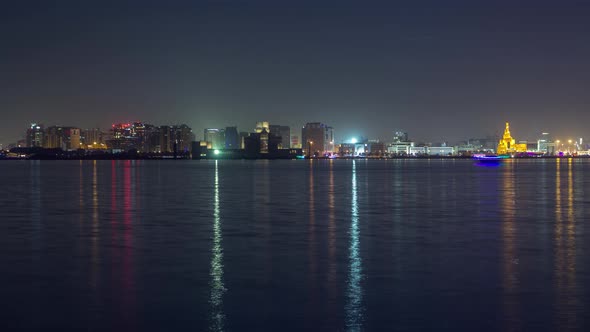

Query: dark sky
[2,0,589,145]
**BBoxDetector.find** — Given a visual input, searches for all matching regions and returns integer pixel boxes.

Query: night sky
[2,0,589,145]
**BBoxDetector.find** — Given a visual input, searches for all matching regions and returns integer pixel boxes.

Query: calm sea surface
[0,159,589,331]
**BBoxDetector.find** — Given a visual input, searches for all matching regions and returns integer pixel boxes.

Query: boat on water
[472,154,510,162]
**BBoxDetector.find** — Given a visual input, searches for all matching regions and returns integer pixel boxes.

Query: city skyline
[3,118,587,149]
[2,1,590,145]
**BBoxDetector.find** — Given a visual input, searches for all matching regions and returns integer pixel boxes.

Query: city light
[214,149,220,155]
[350,138,358,144]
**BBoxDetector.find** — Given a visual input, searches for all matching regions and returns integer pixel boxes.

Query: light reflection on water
[210,160,226,331]
[501,159,520,331]
[2,159,590,331]
[346,160,363,331]
[554,158,579,329]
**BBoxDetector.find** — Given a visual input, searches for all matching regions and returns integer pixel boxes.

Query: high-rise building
[159,125,173,153]
[157,125,194,153]
[175,124,194,153]
[108,123,145,152]
[66,128,81,150]
[43,126,80,150]
[269,125,291,149]
[204,128,225,150]
[82,128,103,145]
[44,126,62,149]
[224,126,240,149]
[301,122,334,157]
[143,124,160,153]
[26,123,44,147]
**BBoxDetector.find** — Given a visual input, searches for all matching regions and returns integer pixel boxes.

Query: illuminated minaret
[497,122,526,154]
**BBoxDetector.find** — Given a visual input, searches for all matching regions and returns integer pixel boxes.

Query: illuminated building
[26,123,44,147]
[269,125,291,149]
[497,122,527,155]
[81,128,103,146]
[109,123,145,152]
[428,146,455,156]
[43,126,81,150]
[160,124,194,153]
[204,128,225,150]
[367,141,386,156]
[301,122,334,157]
[255,121,269,133]
[175,124,194,153]
[409,146,426,155]
[338,143,355,156]
[387,142,413,155]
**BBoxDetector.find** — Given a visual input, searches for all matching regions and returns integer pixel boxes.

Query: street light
[308,141,313,158]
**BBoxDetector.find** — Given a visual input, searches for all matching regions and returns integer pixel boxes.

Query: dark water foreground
[0,159,588,331]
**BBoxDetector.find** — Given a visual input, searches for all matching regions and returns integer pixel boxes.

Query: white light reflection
[210,160,226,331]
[346,160,363,331]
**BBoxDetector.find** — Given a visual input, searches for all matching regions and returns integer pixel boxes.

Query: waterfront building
[537,132,553,154]
[338,143,355,156]
[269,125,291,149]
[428,146,454,156]
[367,141,386,156]
[388,141,413,155]
[409,146,427,155]
[204,128,225,150]
[244,131,282,158]
[497,122,527,155]
[191,141,209,159]
[301,122,334,157]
